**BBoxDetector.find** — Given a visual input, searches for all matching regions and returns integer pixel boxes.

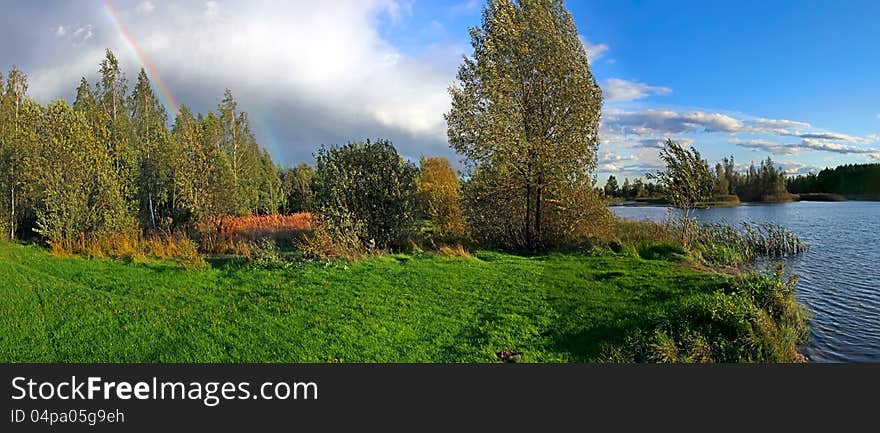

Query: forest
[604,155,792,203]
[786,163,880,198]
[0,51,282,253]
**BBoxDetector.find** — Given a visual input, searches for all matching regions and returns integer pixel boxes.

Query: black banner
[2,364,877,431]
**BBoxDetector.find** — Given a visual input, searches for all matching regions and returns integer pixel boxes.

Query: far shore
[610,193,880,207]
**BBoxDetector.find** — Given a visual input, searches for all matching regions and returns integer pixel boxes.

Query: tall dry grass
[195,213,313,254]
[49,231,206,270]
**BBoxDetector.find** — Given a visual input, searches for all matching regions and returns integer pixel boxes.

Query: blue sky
[377,0,880,180]
[2,0,879,180]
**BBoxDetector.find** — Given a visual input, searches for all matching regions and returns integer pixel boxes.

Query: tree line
[603,154,792,203]
[0,50,282,248]
[786,163,880,197]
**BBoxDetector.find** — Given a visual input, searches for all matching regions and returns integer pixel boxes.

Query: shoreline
[610,196,880,208]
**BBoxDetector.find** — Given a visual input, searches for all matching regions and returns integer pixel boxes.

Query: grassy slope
[0,242,731,362]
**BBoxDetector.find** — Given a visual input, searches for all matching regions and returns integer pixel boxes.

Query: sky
[1,0,879,181]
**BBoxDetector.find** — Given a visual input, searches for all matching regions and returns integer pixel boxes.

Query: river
[611,201,880,363]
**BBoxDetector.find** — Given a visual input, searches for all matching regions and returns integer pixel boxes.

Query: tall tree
[129,69,172,229]
[714,162,729,196]
[96,50,131,172]
[0,68,30,240]
[446,0,604,250]
[255,148,282,214]
[95,49,141,227]
[199,111,237,218]
[33,100,129,248]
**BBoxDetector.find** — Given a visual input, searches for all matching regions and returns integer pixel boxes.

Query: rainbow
[103,0,180,116]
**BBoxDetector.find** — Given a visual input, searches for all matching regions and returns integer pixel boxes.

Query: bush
[174,238,207,270]
[299,209,368,261]
[247,238,289,269]
[313,139,418,250]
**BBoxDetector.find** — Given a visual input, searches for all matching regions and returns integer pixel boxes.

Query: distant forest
[606,159,880,202]
[604,156,790,203]
[787,163,880,196]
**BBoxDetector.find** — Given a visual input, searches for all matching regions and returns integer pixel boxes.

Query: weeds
[246,239,290,269]
[599,263,810,363]
[437,244,472,258]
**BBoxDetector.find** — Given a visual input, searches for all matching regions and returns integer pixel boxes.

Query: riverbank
[0,235,808,363]
[612,201,880,362]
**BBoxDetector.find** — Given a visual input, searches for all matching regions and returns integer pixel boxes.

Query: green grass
[0,243,744,362]
[0,241,758,363]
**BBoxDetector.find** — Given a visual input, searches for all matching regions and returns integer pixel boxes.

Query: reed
[740,222,807,257]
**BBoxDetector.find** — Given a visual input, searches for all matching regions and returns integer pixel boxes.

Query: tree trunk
[535,182,542,249]
[149,193,156,230]
[9,182,15,241]
[10,94,19,240]
[524,182,532,250]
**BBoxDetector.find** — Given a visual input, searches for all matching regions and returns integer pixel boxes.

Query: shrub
[247,239,289,269]
[313,139,418,250]
[299,209,368,261]
[417,157,467,241]
[175,238,207,270]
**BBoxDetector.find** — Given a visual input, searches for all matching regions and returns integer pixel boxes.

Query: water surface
[612,201,880,362]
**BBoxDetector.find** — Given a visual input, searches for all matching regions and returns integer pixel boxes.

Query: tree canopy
[446,0,605,250]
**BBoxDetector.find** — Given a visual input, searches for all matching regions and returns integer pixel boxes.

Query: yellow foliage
[418,157,467,240]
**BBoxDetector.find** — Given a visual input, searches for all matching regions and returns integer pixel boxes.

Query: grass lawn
[0,241,732,362]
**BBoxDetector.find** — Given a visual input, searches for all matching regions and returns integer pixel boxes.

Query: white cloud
[783,131,872,144]
[71,25,94,45]
[777,161,823,175]
[20,1,877,169]
[579,36,609,63]
[604,107,875,147]
[730,138,880,159]
[635,137,693,149]
[136,1,156,15]
[24,0,459,165]
[747,117,811,134]
[205,1,220,18]
[602,78,671,102]
[604,108,742,135]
